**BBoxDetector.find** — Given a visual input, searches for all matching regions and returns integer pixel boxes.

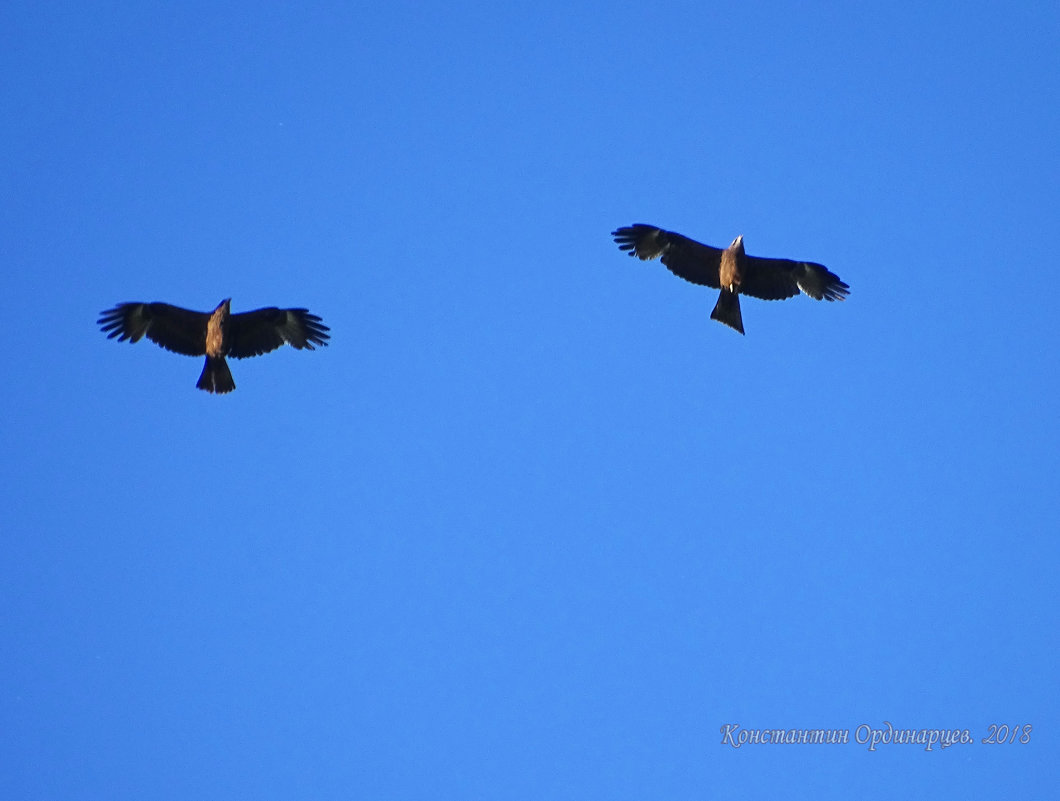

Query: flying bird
[98,299,330,393]
[612,224,849,334]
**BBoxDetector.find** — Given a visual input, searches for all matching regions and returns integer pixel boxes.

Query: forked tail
[196,356,235,393]
[710,289,745,335]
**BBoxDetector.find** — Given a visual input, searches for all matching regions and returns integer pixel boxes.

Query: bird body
[612,224,849,334]
[98,299,329,393]
[719,235,744,293]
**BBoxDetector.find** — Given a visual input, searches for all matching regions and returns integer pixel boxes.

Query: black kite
[98,299,330,393]
[612,224,849,334]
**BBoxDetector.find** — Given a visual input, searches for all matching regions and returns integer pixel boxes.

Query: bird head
[729,235,745,254]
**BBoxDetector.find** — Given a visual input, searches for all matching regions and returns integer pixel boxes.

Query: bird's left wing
[97,302,210,355]
[741,256,850,302]
[227,307,330,359]
[613,224,724,289]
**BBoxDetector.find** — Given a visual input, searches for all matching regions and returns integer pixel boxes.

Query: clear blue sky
[3,1,1057,797]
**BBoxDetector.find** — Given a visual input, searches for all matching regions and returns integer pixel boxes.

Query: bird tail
[711,290,745,335]
[196,356,235,394]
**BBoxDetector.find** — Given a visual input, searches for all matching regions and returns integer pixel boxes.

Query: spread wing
[741,256,850,302]
[227,307,330,359]
[97,302,209,356]
[612,224,723,289]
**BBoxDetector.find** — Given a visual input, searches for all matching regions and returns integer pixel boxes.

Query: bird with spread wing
[612,224,849,334]
[98,299,330,393]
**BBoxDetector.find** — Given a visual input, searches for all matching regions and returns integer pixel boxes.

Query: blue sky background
[2,1,1057,797]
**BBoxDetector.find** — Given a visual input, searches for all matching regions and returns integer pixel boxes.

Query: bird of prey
[98,299,330,393]
[612,224,849,334]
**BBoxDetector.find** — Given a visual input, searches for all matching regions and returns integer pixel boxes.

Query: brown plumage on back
[98,298,330,393]
[714,236,745,332]
[612,224,849,335]
[197,299,234,392]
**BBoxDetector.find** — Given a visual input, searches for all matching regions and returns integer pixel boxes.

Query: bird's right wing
[97,303,209,356]
[227,308,330,359]
[612,224,723,289]
[741,257,849,302]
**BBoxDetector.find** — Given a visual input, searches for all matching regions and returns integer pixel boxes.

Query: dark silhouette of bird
[98,299,330,393]
[612,224,849,334]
